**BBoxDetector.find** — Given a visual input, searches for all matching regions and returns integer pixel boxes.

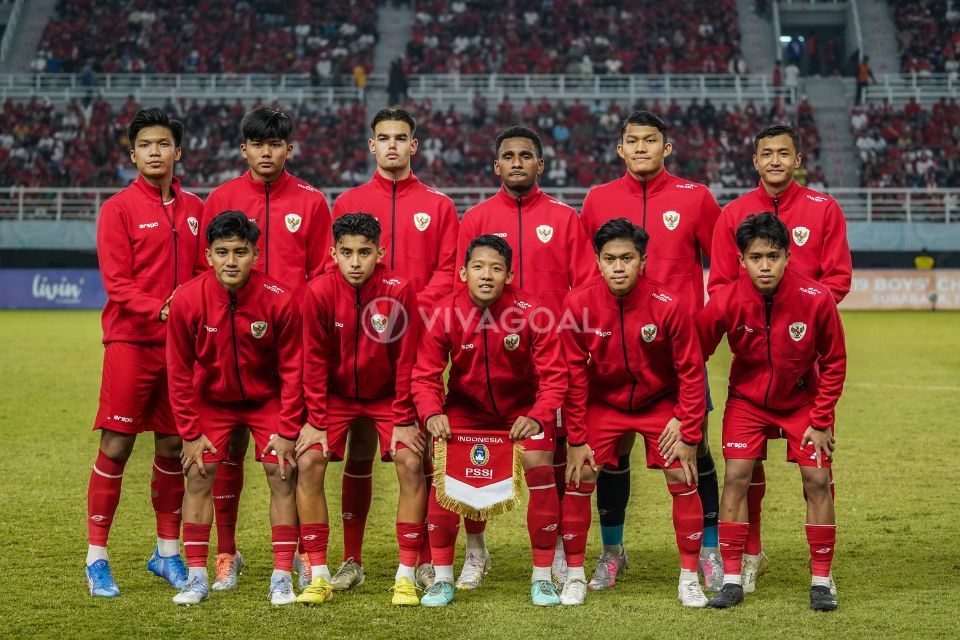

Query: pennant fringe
[433,438,524,521]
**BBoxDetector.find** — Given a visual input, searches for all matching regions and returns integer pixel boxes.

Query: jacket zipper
[390,180,397,269]
[773,195,779,218]
[354,287,361,400]
[264,182,271,274]
[516,197,524,288]
[641,181,648,276]
[618,298,637,411]
[158,193,178,291]
[229,291,247,400]
[482,327,500,415]
[763,297,774,408]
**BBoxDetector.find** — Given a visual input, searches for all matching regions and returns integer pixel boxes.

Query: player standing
[560,219,708,607]
[699,213,845,611]
[197,107,334,591]
[708,124,851,593]
[453,125,595,589]
[412,235,568,607]
[579,111,722,591]
[328,108,459,591]
[295,213,427,607]
[166,211,303,606]
[86,108,202,597]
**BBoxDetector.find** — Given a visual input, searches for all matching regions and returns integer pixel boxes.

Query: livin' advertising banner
[0,269,107,309]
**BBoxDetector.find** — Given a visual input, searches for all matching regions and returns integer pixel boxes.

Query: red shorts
[198,397,283,464]
[321,394,417,462]
[722,396,831,468]
[93,342,175,435]
[585,395,681,469]
[444,402,556,453]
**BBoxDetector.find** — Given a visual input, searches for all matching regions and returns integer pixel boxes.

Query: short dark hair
[593,218,649,255]
[495,125,543,158]
[620,110,667,140]
[753,124,802,154]
[241,107,294,142]
[205,210,261,245]
[127,108,183,148]
[370,107,417,136]
[464,234,512,271]
[332,212,381,246]
[735,213,790,253]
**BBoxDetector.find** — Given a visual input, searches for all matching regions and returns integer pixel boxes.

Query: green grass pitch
[0,310,957,639]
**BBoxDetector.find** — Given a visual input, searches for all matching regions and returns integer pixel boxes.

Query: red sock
[427,487,459,567]
[560,481,595,568]
[526,466,560,568]
[745,465,766,555]
[417,458,434,565]
[301,523,330,567]
[272,524,299,571]
[212,454,244,555]
[396,522,426,568]
[668,482,704,572]
[719,521,749,577]
[342,458,373,563]
[151,455,184,543]
[464,517,486,535]
[806,524,837,577]
[87,451,126,547]
[553,444,567,502]
[183,522,212,568]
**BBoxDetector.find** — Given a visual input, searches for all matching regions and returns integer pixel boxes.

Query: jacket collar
[334,263,387,299]
[495,184,544,209]
[371,170,421,195]
[621,167,671,197]
[739,266,798,303]
[242,168,292,196]
[454,284,520,328]
[208,268,264,306]
[133,174,181,201]
[753,178,801,211]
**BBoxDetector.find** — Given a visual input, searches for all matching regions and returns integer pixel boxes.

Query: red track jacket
[457,185,596,316]
[332,171,458,307]
[697,268,846,430]
[580,169,720,317]
[301,264,420,429]
[97,175,203,344]
[166,269,304,441]
[412,285,567,427]
[198,169,334,300]
[708,180,852,303]
[561,276,706,445]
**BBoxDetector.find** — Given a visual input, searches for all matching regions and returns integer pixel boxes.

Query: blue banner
[0,269,106,309]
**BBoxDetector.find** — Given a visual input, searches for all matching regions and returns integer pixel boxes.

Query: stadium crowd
[406,0,743,75]
[889,0,960,75]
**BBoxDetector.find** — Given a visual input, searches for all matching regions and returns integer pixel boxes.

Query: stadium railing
[864,73,960,104]
[1,187,955,223]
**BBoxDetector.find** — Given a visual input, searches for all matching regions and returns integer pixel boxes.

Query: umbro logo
[542,524,558,532]
[652,293,672,303]
[816,547,833,554]
[516,300,532,309]
[343,512,354,520]
[263,284,285,295]
[90,515,106,522]
[799,287,822,296]
[806,194,828,203]
[382,278,401,286]
[562,534,576,541]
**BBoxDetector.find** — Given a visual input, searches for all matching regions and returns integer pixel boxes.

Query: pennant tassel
[433,436,524,521]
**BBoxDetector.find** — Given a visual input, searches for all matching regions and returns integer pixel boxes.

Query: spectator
[857,56,876,105]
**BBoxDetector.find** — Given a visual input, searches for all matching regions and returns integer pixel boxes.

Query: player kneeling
[297,213,427,606]
[699,213,845,612]
[559,219,708,607]
[411,235,568,607]
[166,211,303,606]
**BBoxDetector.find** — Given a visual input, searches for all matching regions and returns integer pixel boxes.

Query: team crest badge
[663,211,680,231]
[536,225,554,243]
[504,334,520,351]
[470,444,490,467]
[414,213,431,231]
[371,314,388,334]
[789,322,807,342]
[250,321,268,339]
[641,323,658,342]
[285,213,302,233]
[187,216,199,236]
[792,226,810,247]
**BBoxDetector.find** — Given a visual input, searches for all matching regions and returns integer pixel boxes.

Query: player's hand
[565,444,597,489]
[159,293,174,323]
[181,435,217,477]
[665,441,699,486]
[657,417,683,457]
[295,423,328,458]
[263,434,297,480]
[391,424,425,457]
[425,415,451,441]
[509,416,540,441]
[801,426,835,469]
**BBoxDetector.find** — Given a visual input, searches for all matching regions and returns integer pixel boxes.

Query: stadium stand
[889,0,960,75]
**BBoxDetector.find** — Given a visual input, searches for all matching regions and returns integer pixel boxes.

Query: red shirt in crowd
[561,276,706,445]
[199,169,334,300]
[166,269,304,441]
[301,264,420,429]
[97,174,203,344]
[697,268,846,430]
[332,171,459,308]
[580,169,721,317]
[709,180,852,303]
